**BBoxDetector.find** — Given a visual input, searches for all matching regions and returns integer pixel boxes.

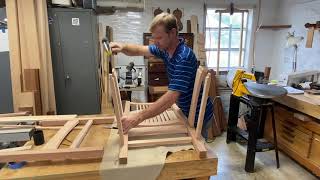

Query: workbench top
[273,94,320,119]
[0,125,217,180]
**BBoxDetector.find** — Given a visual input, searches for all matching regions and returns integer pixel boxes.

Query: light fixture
[286,32,304,72]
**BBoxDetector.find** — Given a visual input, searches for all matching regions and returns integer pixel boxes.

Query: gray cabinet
[48,8,100,115]
[0,8,13,113]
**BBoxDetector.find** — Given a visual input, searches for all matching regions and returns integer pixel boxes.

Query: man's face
[151,25,173,51]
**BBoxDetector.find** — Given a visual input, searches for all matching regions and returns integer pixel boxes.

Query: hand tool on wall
[305,21,320,48]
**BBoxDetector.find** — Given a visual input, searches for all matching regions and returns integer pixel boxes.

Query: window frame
[205,8,249,73]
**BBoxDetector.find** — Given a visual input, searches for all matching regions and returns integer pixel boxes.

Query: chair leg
[271,105,280,168]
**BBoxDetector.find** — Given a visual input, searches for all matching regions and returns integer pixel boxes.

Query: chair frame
[109,66,211,164]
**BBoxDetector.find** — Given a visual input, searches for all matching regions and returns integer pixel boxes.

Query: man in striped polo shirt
[110,13,213,139]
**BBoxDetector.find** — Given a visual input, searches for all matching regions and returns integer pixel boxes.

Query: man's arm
[121,90,180,133]
[110,42,152,57]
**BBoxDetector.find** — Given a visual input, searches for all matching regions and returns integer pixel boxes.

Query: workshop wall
[268,0,320,82]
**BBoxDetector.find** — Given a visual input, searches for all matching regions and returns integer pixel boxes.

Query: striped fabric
[149,39,214,127]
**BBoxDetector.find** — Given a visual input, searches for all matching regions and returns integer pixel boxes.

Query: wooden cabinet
[148,59,169,102]
[264,104,320,176]
[148,60,168,86]
[310,134,320,166]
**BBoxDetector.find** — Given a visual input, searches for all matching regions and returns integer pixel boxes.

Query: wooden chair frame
[110,66,211,164]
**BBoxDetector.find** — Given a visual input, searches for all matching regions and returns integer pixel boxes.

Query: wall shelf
[259,25,292,30]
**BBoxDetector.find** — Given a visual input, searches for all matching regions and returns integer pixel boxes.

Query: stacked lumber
[6,0,56,115]
[207,69,227,138]
[189,15,206,65]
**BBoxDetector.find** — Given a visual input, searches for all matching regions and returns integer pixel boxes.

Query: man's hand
[121,113,142,134]
[109,42,124,55]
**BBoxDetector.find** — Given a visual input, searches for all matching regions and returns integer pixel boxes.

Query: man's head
[149,12,178,50]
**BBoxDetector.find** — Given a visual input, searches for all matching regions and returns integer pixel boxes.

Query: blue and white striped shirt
[149,39,214,127]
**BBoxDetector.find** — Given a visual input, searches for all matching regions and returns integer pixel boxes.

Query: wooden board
[0,145,32,153]
[0,147,104,163]
[6,0,22,112]
[0,114,77,123]
[17,0,41,70]
[129,125,187,137]
[0,111,30,117]
[195,74,211,138]
[70,120,93,148]
[35,0,56,115]
[306,27,314,48]
[42,120,79,150]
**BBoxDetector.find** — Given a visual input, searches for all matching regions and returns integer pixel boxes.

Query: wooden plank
[110,75,124,144]
[138,120,182,127]
[129,125,188,137]
[128,137,192,148]
[18,92,36,115]
[0,114,77,123]
[40,116,114,126]
[119,100,130,164]
[0,147,104,163]
[17,0,41,70]
[35,0,52,115]
[188,67,207,127]
[6,0,22,112]
[190,15,198,34]
[0,145,32,153]
[42,120,79,150]
[23,69,40,91]
[159,113,166,122]
[70,120,93,148]
[306,27,314,48]
[0,111,30,117]
[195,74,211,139]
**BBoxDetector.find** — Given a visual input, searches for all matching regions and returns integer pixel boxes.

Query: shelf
[259,25,292,30]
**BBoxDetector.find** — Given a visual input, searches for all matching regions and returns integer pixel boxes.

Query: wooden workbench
[265,94,320,176]
[0,125,218,180]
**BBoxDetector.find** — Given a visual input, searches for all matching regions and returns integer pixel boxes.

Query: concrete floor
[207,133,318,180]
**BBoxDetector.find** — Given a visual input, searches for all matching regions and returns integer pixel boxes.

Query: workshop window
[205,8,249,72]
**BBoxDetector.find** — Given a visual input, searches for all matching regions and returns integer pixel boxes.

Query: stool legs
[271,105,280,168]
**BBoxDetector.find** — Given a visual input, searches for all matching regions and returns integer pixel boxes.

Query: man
[110,13,213,137]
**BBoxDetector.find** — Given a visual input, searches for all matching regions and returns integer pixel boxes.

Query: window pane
[205,30,218,48]
[231,30,247,48]
[219,51,229,68]
[206,51,217,67]
[221,14,230,28]
[231,13,242,29]
[230,51,240,67]
[220,30,230,48]
[231,30,240,48]
[206,12,220,28]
